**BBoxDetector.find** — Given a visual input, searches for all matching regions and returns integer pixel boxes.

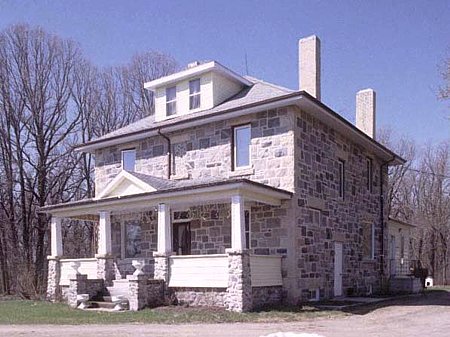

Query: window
[166,86,177,116]
[189,78,201,110]
[233,124,251,169]
[338,159,345,199]
[245,210,251,249]
[400,235,405,259]
[309,208,321,226]
[366,157,373,192]
[125,221,142,258]
[122,149,136,172]
[362,223,375,260]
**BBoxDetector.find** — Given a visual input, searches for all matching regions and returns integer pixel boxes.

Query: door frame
[334,241,343,297]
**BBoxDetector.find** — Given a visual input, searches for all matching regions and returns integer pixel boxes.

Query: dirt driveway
[2,291,450,337]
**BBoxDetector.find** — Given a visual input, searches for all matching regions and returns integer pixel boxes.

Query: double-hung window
[122,149,136,172]
[338,159,345,199]
[233,124,251,169]
[166,86,177,116]
[366,157,373,192]
[189,79,201,110]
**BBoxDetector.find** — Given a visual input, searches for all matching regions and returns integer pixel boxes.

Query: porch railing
[168,254,229,288]
[389,259,418,277]
[59,258,98,286]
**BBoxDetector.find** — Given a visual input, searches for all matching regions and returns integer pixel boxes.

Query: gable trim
[95,170,156,200]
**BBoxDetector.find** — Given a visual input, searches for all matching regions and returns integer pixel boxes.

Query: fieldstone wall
[252,286,283,309]
[293,106,388,300]
[96,256,115,286]
[226,249,252,312]
[94,108,295,194]
[67,274,104,308]
[170,287,227,307]
[46,257,61,302]
[154,253,170,282]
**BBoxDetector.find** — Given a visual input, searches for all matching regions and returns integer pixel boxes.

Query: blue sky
[0,0,448,144]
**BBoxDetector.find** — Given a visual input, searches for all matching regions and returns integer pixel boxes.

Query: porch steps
[86,300,117,310]
[106,279,129,298]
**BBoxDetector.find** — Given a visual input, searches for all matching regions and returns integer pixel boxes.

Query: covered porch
[41,178,292,311]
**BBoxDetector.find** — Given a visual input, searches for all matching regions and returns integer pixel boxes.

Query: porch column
[96,211,114,285]
[47,216,63,302]
[154,203,171,283]
[231,195,246,250]
[51,216,63,257]
[97,211,112,255]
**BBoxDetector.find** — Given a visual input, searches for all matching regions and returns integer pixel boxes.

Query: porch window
[166,86,177,116]
[338,159,345,199]
[233,124,251,169]
[122,149,136,172]
[362,223,375,260]
[125,221,142,258]
[189,78,201,110]
[366,157,373,192]
[245,210,250,249]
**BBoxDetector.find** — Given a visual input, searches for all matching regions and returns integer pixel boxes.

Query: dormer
[144,61,252,122]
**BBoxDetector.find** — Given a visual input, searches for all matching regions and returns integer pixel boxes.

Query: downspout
[158,129,171,179]
[380,156,396,278]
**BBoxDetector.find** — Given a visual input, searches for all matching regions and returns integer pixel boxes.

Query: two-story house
[41,35,404,312]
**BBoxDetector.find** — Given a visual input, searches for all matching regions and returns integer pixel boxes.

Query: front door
[334,242,343,297]
[173,222,191,255]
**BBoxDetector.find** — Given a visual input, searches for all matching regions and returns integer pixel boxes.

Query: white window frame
[121,149,136,172]
[166,86,177,116]
[189,78,201,110]
[233,124,252,170]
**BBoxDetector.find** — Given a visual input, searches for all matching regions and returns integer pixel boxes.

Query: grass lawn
[0,300,345,325]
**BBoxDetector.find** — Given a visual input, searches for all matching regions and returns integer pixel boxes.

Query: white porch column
[97,211,112,255]
[50,216,63,257]
[231,195,246,250]
[157,203,172,254]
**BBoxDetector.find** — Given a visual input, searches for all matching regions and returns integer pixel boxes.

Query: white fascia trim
[95,170,156,200]
[144,61,252,91]
[77,96,300,153]
[45,181,292,218]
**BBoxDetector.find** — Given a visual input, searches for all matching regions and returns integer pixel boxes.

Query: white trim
[144,61,252,91]
[95,170,156,200]
[233,124,252,170]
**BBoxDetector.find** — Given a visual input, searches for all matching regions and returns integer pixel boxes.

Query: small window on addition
[233,124,251,170]
[122,149,136,172]
[189,78,201,110]
[166,86,177,116]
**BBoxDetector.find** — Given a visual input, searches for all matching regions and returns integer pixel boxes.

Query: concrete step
[87,301,117,309]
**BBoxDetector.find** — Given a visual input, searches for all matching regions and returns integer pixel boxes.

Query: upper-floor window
[366,157,373,192]
[166,86,177,116]
[338,159,345,199]
[233,124,251,169]
[122,149,136,172]
[189,79,201,110]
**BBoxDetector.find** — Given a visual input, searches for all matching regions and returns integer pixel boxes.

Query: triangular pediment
[95,171,157,200]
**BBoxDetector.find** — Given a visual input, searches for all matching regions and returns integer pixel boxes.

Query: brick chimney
[356,89,376,138]
[299,35,321,100]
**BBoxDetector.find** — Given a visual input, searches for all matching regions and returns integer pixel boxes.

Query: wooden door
[334,242,343,297]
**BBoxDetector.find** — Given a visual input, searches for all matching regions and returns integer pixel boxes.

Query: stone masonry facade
[90,105,389,305]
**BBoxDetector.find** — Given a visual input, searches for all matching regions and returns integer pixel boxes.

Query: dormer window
[122,149,136,172]
[166,86,177,116]
[189,79,201,110]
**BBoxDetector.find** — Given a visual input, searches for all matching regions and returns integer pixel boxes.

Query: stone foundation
[154,253,170,282]
[226,249,252,312]
[96,255,115,286]
[252,286,283,309]
[46,257,61,302]
[67,274,104,308]
[171,287,227,307]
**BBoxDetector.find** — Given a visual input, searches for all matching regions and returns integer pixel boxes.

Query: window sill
[228,167,254,178]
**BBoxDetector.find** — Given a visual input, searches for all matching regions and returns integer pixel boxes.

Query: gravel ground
[2,291,450,337]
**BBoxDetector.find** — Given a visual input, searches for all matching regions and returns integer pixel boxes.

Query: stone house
[41,35,405,311]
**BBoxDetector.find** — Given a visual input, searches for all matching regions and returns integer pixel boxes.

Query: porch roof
[39,178,293,218]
